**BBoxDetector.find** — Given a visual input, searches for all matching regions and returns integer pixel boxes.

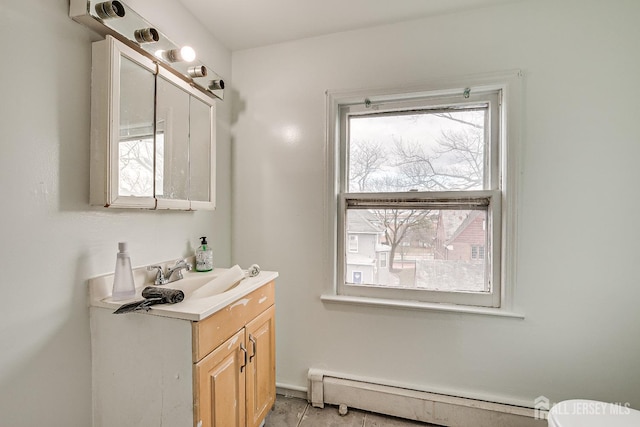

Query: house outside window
[345,211,391,286]
[328,72,520,309]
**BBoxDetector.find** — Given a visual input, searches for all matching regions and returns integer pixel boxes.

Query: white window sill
[320,294,524,319]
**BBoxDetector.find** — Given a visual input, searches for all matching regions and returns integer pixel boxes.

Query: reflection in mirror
[156,75,189,200]
[118,56,155,197]
[190,96,211,202]
[155,125,165,196]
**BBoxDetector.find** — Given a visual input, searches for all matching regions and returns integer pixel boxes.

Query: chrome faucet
[165,259,193,283]
[147,259,192,285]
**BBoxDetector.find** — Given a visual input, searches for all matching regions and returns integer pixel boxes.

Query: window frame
[324,71,522,313]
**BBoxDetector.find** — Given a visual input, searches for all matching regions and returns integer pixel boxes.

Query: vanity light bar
[69,0,224,100]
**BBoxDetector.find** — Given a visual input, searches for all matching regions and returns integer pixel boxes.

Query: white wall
[0,0,231,425]
[232,0,640,409]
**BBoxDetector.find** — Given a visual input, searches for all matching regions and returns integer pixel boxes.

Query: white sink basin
[167,265,245,299]
[90,264,278,321]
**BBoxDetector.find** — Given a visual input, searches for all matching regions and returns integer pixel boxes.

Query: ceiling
[176,0,521,51]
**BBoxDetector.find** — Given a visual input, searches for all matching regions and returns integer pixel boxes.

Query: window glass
[345,208,488,293]
[348,108,487,193]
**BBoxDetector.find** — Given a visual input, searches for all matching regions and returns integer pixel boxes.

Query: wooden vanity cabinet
[193,282,276,427]
[90,279,275,427]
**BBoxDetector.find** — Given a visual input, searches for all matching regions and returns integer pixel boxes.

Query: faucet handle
[173,259,193,271]
[147,265,167,285]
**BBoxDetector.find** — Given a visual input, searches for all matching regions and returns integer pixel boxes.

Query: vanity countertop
[89,266,278,321]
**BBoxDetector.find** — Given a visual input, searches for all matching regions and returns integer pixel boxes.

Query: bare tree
[375,209,432,272]
[393,122,483,191]
[118,138,155,196]
[349,139,387,191]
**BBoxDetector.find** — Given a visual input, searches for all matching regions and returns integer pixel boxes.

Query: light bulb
[159,46,197,63]
[179,46,196,62]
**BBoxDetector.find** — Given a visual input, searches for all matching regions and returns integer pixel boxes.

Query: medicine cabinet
[90,35,216,210]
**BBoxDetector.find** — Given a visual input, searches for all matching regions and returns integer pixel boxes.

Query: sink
[167,265,246,299]
[90,263,278,321]
[164,271,219,297]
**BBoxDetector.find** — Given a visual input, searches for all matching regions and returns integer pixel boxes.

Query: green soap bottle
[196,236,213,272]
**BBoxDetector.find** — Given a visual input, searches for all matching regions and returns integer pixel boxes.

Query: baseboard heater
[307,369,546,427]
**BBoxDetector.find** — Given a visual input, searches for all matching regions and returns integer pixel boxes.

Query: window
[380,252,388,268]
[471,245,485,260]
[328,73,520,309]
[348,235,359,252]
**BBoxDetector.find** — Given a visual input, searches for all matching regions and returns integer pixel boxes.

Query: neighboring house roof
[347,209,384,234]
[437,210,468,241]
[375,243,391,252]
[445,210,484,245]
[346,253,376,266]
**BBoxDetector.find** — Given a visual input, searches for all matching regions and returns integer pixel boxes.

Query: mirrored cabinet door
[91,35,157,208]
[156,72,190,209]
[189,93,216,209]
[118,55,156,199]
[155,69,216,210]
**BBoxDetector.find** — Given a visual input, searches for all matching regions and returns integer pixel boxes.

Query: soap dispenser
[195,237,213,272]
[111,242,136,301]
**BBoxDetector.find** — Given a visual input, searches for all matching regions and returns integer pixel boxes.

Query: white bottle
[111,242,136,300]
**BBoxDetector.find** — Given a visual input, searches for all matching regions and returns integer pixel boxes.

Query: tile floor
[265,395,439,426]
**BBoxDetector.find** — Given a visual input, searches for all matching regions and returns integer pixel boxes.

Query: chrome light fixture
[134,27,159,44]
[95,1,125,19]
[208,80,225,90]
[187,65,207,78]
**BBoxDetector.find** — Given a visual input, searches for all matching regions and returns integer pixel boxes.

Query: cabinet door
[189,93,216,210]
[155,70,191,210]
[91,35,157,209]
[155,68,216,210]
[245,306,276,427]
[195,329,246,427]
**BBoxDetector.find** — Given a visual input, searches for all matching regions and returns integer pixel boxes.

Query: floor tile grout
[296,402,309,427]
